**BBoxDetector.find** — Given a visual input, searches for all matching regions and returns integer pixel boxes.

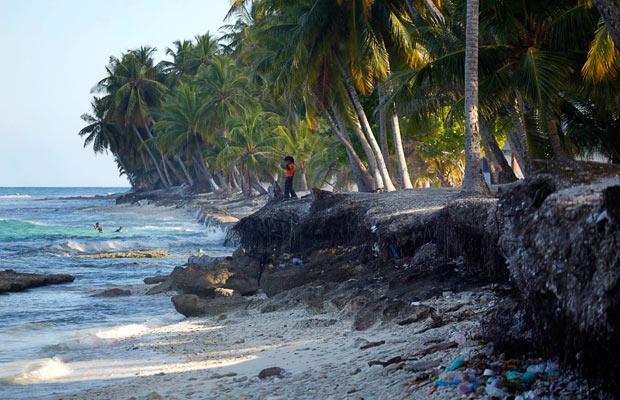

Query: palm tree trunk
[193,151,219,192]
[547,119,569,160]
[161,158,174,186]
[592,0,620,49]
[250,172,268,195]
[132,126,169,188]
[299,167,309,191]
[377,82,394,179]
[322,109,374,192]
[330,102,383,191]
[335,56,396,192]
[505,101,533,176]
[174,155,194,186]
[462,0,489,194]
[390,111,414,189]
[479,119,517,184]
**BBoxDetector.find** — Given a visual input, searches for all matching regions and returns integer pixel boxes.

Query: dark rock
[0,269,75,293]
[146,279,174,294]
[144,275,168,285]
[360,340,385,350]
[170,254,260,297]
[258,367,285,379]
[92,288,131,297]
[171,294,249,317]
[495,169,620,392]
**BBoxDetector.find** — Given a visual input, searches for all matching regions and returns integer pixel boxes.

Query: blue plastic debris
[445,357,465,372]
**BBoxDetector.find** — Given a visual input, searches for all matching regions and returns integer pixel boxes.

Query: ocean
[0,187,230,399]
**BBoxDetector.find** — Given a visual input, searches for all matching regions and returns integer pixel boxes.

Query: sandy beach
[44,287,494,400]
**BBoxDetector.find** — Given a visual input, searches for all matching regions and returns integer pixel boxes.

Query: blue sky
[0,0,230,186]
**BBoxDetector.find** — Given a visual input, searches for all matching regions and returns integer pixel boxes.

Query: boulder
[0,269,75,293]
[92,288,131,297]
[144,275,168,285]
[170,255,260,297]
[258,367,285,379]
[171,294,249,317]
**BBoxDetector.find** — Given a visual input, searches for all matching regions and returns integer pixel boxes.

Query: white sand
[32,290,493,400]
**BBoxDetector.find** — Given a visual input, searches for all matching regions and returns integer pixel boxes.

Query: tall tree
[462,0,489,193]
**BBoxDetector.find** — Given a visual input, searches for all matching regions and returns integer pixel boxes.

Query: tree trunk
[547,119,569,160]
[250,172,268,195]
[193,150,219,192]
[505,101,533,176]
[132,126,169,188]
[390,111,414,189]
[298,167,309,191]
[330,102,383,191]
[174,155,194,186]
[164,157,185,185]
[322,109,374,192]
[161,158,174,186]
[377,82,394,180]
[592,0,620,49]
[462,0,489,194]
[479,119,517,184]
[335,57,396,192]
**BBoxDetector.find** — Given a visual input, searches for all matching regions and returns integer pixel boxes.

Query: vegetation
[81,0,620,195]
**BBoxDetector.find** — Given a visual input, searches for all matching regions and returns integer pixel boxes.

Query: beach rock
[0,269,75,293]
[495,165,620,392]
[92,288,131,297]
[258,367,285,379]
[146,279,174,295]
[79,250,169,259]
[171,294,249,317]
[170,255,260,297]
[144,275,168,284]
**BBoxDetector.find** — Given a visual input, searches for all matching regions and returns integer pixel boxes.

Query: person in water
[281,156,297,200]
[94,222,103,233]
[115,226,123,233]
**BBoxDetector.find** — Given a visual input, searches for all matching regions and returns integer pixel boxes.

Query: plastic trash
[486,379,508,399]
[389,244,399,257]
[445,357,465,372]
[526,364,545,374]
[457,383,480,395]
[505,371,522,381]
[521,371,537,383]
[291,258,303,266]
[278,263,287,270]
[434,379,461,387]
[483,369,496,377]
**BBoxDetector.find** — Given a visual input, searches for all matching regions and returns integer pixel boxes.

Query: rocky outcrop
[144,275,169,284]
[79,250,169,259]
[171,294,250,317]
[494,166,620,391]
[170,254,260,297]
[0,269,75,293]
[92,288,131,297]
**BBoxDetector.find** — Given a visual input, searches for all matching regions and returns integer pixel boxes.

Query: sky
[0,0,231,187]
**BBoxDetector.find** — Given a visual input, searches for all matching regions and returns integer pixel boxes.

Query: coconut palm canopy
[81,0,620,195]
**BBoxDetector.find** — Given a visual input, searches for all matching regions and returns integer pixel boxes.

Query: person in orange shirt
[282,156,298,199]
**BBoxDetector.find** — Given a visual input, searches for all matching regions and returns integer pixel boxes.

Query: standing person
[281,156,297,200]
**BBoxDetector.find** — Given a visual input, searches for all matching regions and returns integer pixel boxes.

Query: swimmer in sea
[115,226,123,233]
[94,222,103,233]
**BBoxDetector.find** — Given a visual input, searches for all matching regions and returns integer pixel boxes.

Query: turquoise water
[0,187,229,399]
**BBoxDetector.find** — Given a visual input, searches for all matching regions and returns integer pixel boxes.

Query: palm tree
[217,111,277,197]
[462,0,488,193]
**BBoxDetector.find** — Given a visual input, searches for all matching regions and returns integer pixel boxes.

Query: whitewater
[0,187,230,399]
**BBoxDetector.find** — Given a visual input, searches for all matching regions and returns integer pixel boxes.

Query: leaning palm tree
[216,111,278,197]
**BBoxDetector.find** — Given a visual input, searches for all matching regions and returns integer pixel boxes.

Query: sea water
[0,187,230,399]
